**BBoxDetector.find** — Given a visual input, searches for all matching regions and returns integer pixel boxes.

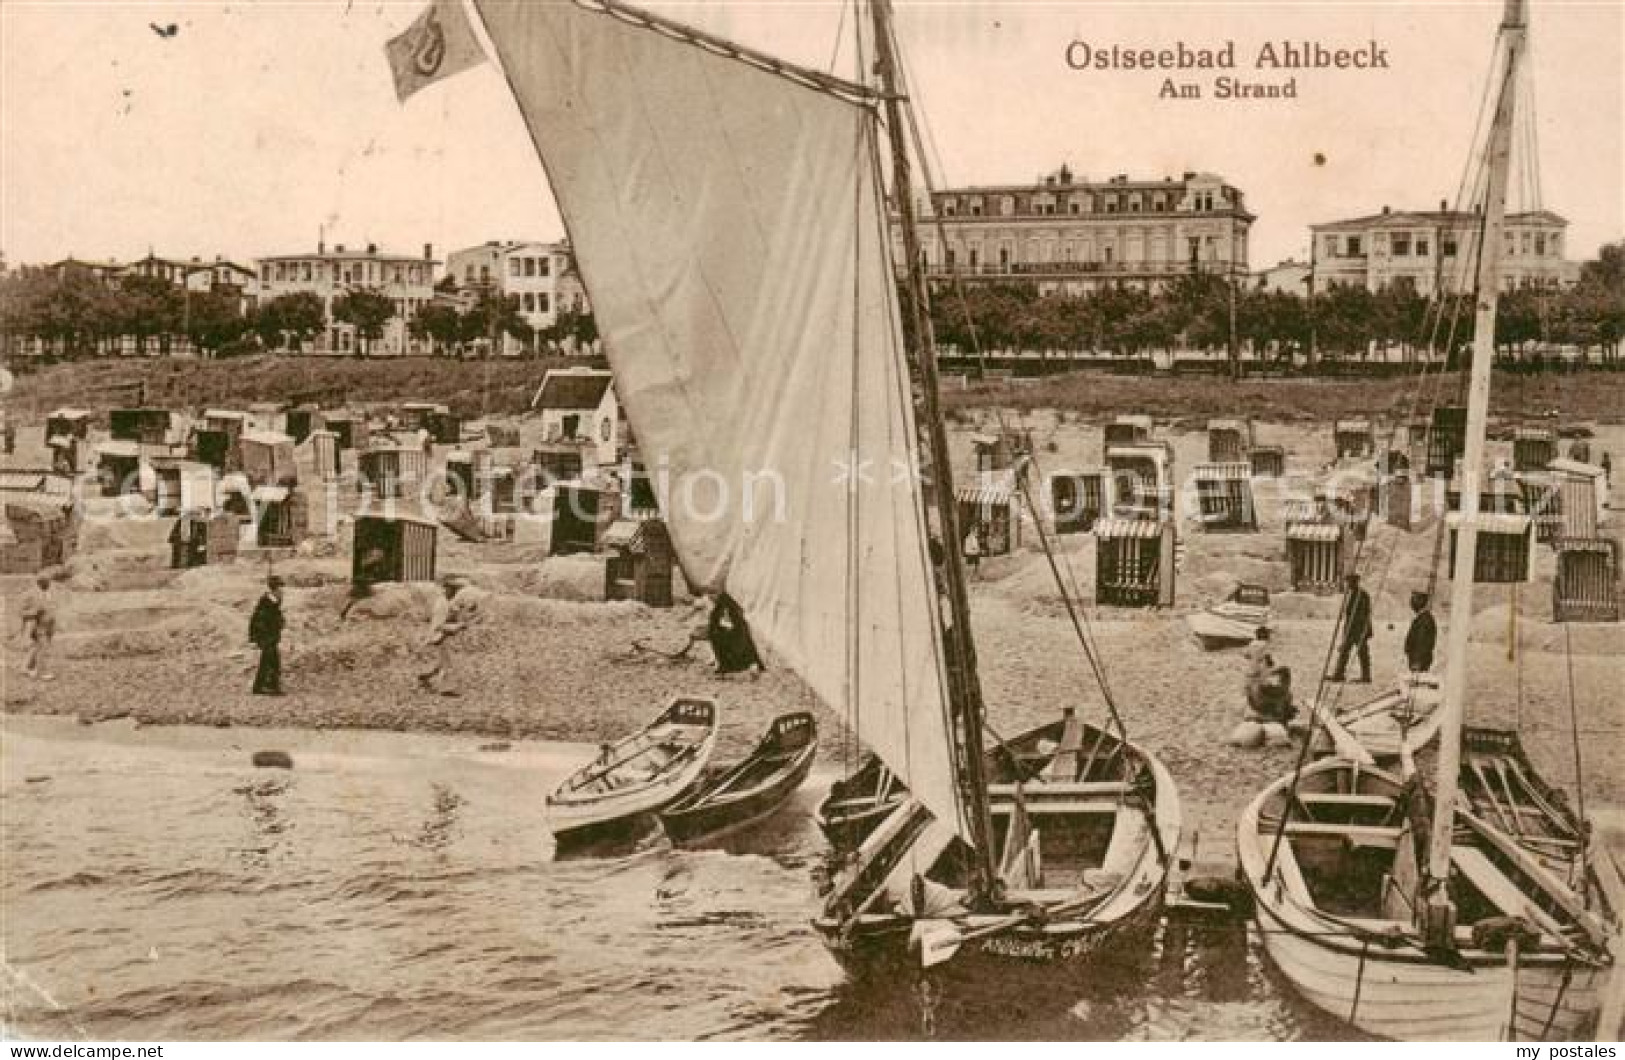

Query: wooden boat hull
[547,697,718,843]
[1186,609,1267,651]
[659,713,818,845]
[1237,758,1613,1041]
[815,754,907,853]
[1316,674,1443,766]
[816,715,1180,975]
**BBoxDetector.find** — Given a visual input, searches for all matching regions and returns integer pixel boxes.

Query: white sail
[473,0,966,837]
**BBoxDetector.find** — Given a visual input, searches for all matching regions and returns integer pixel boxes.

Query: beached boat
[815,754,907,854]
[1238,757,1614,1041]
[814,709,1179,971]
[659,712,818,845]
[546,697,718,843]
[1314,672,1444,767]
[1239,0,1619,1038]
[1186,582,1270,651]
[461,0,1180,977]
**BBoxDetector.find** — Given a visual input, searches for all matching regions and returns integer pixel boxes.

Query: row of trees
[0,266,601,360]
[925,242,1625,370]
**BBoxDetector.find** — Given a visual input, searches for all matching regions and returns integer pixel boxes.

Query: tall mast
[1422,0,1526,946]
[868,0,999,902]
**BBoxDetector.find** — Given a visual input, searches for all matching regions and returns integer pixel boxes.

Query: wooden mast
[1422,0,1527,947]
[868,0,999,902]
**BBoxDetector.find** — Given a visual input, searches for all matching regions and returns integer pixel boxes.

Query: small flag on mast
[386,0,486,103]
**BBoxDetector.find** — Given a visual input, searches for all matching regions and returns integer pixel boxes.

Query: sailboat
[1238,0,1618,1039]
[458,0,1178,974]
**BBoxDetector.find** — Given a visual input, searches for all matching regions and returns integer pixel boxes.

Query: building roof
[1313,208,1567,232]
[259,247,437,264]
[533,370,614,411]
[241,430,294,447]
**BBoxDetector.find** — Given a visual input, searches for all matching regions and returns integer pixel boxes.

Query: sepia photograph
[1,0,1622,1044]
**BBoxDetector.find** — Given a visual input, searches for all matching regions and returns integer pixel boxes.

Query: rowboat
[659,712,818,845]
[546,697,718,844]
[1314,672,1444,767]
[814,709,1179,973]
[1237,756,1613,1041]
[1186,582,1270,651]
[815,754,908,854]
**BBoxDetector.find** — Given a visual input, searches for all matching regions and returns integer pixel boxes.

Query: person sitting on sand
[1245,629,1295,725]
[707,593,764,676]
[419,575,476,696]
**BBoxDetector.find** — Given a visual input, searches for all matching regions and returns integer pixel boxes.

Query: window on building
[1392,234,1411,256]
[1129,195,1142,213]
[465,264,476,282]
[522,293,534,312]
[1068,200,1080,215]
[541,258,553,277]
[945,247,956,270]
[302,262,312,281]
[480,265,491,283]
[1000,196,1014,217]
[1188,237,1201,262]
[1442,239,1458,257]
[1416,239,1430,257]
[1347,236,1363,257]
[1105,196,1119,214]
[968,248,980,268]
[510,258,522,277]
[538,293,550,313]
[1103,246,1114,265]
[970,203,983,217]
[1535,233,1547,256]
[998,247,1011,269]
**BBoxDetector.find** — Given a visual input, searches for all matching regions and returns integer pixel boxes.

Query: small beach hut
[400,402,441,432]
[1093,518,1176,608]
[324,412,361,451]
[1512,428,1556,472]
[1446,512,1533,583]
[150,458,185,517]
[1105,441,1174,521]
[96,441,143,496]
[1191,462,1257,532]
[1102,414,1153,450]
[250,485,305,548]
[1552,539,1619,623]
[971,432,1022,474]
[358,446,427,500]
[533,442,586,486]
[44,409,92,474]
[1547,457,1607,538]
[1425,406,1467,477]
[1051,470,1108,535]
[956,479,1021,556]
[604,518,676,607]
[549,483,619,556]
[109,408,171,446]
[284,406,322,444]
[1383,470,1432,532]
[169,511,239,569]
[239,430,297,487]
[1207,419,1254,464]
[1514,472,1563,544]
[1248,445,1286,479]
[1287,522,1347,594]
[2,500,76,573]
[351,514,437,586]
[1333,419,1374,460]
[307,430,341,482]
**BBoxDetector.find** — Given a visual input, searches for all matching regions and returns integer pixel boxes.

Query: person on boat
[419,574,476,695]
[248,575,285,695]
[707,593,764,675]
[1404,591,1437,673]
[18,574,59,681]
[1328,573,1373,684]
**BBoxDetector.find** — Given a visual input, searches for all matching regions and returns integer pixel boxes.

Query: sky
[1,0,1620,272]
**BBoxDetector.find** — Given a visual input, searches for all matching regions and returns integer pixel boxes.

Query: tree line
[0,266,599,360]
[924,241,1625,371]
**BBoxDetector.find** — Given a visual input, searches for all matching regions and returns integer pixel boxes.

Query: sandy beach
[4,408,1621,871]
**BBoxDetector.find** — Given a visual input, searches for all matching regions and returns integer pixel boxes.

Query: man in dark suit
[249,574,285,695]
[1404,591,1438,673]
[1329,573,1373,683]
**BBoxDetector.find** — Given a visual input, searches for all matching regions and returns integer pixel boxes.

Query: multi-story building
[255,242,438,355]
[911,168,1253,294]
[444,239,589,354]
[1311,205,1577,295]
[1254,259,1311,296]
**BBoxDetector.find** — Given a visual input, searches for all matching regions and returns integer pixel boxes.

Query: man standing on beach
[248,575,285,695]
[1404,591,1437,673]
[1329,573,1373,684]
[19,575,58,681]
